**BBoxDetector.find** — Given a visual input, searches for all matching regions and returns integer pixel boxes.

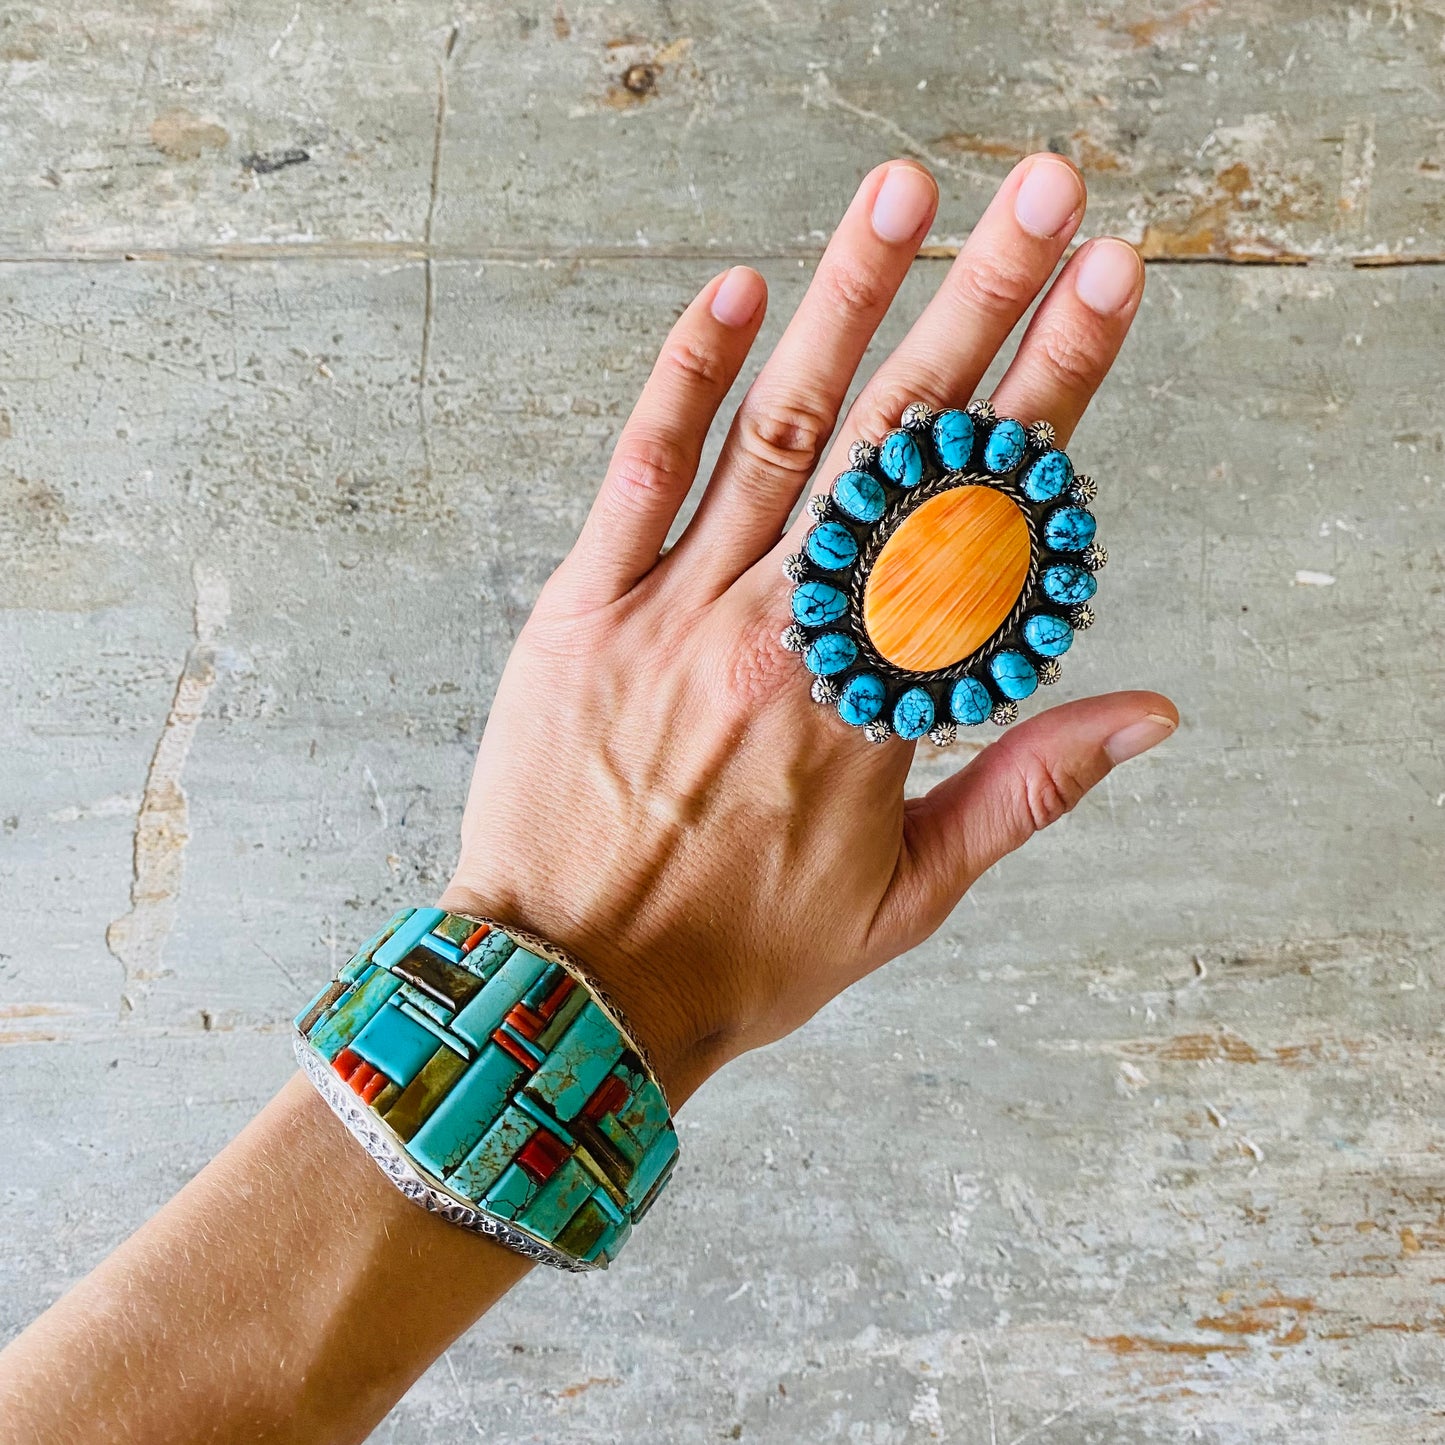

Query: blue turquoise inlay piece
[449,948,550,1050]
[352,1003,441,1085]
[1043,506,1096,553]
[409,1043,527,1177]
[792,580,849,627]
[1023,613,1074,657]
[990,650,1039,700]
[837,673,885,727]
[805,521,859,571]
[804,632,857,676]
[528,1001,626,1121]
[448,1103,537,1194]
[462,928,518,981]
[374,908,447,972]
[419,933,465,965]
[1041,562,1097,606]
[879,429,923,488]
[983,419,1027,473]
[341,909,413,981]
[1022,449,1073,502]
[481,1161,541,1221]
[513,1087,576,1145]
[308,967,403,1060]
[617,1075,669,1155]
[497,1021,547,1066]
[393,995,472,1056]
[832,469,886,523]
[586,1218,632,1264]
[950,676,993,726]
[893,687,935,740]
[628,1127,680,1206]
[931,409,974,470]
[517,1156,596,1241]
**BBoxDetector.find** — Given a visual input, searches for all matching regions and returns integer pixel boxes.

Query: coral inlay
[863,486,1030,672]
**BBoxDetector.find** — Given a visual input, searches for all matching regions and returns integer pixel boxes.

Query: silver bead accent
[811,676,839,706]
[864,719,893,744]
[1083,542,1109,572]
[848,439,878,470]
[1037,658,1063,685]
[808,492,831,520]
[991,701,1018,727]
[928,722,957,748]
[1069,603,1096,631]
[780,623,807,652]
[1028,420,1056,450]
[1069,473,1098,504]
[901,401,935,432]
[967,399,996,424]
[782,552,808,582]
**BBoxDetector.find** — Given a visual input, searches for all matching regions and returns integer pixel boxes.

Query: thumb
[877,691,1178,948]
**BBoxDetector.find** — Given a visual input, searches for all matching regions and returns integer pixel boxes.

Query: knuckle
[607,433,692,514]
[953,252,1039,317]
[736,393,835,477]
[659,336,727,391]
[818,253,891,318]
[1017,751,1088,834]
[1035,317,1105,395]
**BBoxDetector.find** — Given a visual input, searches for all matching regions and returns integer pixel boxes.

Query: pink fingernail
[871,163,936,243]
[1013,157,1083,239]
[710,266,764,327]
[1104,712,1177,765]
[1076,239,1143,316]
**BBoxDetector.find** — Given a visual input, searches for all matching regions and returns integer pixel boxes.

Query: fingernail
[710,266,764,327]
[1013,156,1083,239]
[1075,238,1143,315]
[871,163,936,243]
[1105,712,1177,765]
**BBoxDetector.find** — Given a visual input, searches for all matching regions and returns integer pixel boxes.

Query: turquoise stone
[893,687,935,739]
[449,948,549,1050]
[481,1161,541,1221]
[528,1001,626,1121]
[805,521,859,570]
[931,409,974,470]
[410,1043,526,1177]
[837,673,885,726]
[879,429,923,488]
[833,469,886,522]
[461,928,518,981]
[1023,613,1074,657]
[373,907,447,972]
[792,580,848,626]
[1022,449,1073,502]
[950,676,992,726]
[983,419,1027,473]
[518,1155,597,1241]
[1044,506,1096,552]
[804,632,857,675]
[627,1127,680,1207]
[990,650,1038,700]
[617,1074,670,1155]
[1041,562,1097,606]
[308,967,402,1061]
[448,1102,537,1196]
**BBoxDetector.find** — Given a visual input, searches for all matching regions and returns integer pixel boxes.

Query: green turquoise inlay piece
[527,1001,626,1121]
[308,967,403,1061]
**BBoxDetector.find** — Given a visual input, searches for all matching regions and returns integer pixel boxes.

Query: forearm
[0,1073,533,1445]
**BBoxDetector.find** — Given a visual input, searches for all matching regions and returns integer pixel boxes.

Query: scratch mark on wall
[418,26,457,482]
[106,562,230,1012]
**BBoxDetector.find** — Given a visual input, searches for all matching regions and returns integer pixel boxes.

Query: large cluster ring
[780,401,1105,745]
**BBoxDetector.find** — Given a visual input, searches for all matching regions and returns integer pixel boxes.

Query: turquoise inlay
[409,1044,526,1177]
[513,1088,576,1145]
[373,908,447,972]
[341,909,413,981]
[447,1103,537,1194]
[633,1155,677,1223]
[586,1218,632,1265]
[596,1111,644,1166]
[837,673,885,727]
[983,419,1027,473]
[832,469,886,523]
[449,948,550,1050]
[931,409,974,470]
[497,1021,547,1065]
[352,1004,440,1085]
[1043,506,1096,553]
[517,1156,596,1241]
[792,580,848,627]
[1042,562,1097,606]
[528,1001,627,1121]
[879,429,923,488]
[950,676,992,726]
[1022,449,1072,502]
[990,650,1038,700]
[295,980,337,1031]
[419,932,465,965]
[520,962,565,1010]
[397,981,453,1028]
[393,995,471,1057]
[893,687,935,740]
[459,927,517,981]
[481,1161,540,1221]
[616,1077,669,1155]
[1023,613,1073,657]
[591,1186,626,1226]
[627,1125,679,1206]
[804,632,857,676]
[805,521,859,571]
[308,967,403,1060]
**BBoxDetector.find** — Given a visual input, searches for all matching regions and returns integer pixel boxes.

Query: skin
[0,155,1176,1444]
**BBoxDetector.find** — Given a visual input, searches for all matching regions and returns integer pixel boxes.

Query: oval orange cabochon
[863,486,1030,673]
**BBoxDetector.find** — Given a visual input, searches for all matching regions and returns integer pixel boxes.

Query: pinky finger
[553,266,768,611]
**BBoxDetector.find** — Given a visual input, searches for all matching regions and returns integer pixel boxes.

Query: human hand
[441,155,1176,1105]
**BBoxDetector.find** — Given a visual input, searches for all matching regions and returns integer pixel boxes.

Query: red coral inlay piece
[581,1073,630,1122]
[516,1129,571,1183]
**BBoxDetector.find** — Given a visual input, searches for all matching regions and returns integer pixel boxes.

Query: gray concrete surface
[2,4,1443,1442]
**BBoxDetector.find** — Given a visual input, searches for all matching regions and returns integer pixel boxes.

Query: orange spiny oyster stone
[863,486,1030,672]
